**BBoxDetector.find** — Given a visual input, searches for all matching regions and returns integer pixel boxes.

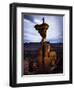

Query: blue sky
[23,14,63,43]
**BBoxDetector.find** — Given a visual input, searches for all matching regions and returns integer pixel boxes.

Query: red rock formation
[37,43,57,71]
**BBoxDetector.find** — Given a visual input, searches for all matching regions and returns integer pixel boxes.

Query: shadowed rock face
[34,18,49,40]
[34,23,49,39]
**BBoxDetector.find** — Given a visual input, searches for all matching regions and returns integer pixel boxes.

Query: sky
[23,14,63,43]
